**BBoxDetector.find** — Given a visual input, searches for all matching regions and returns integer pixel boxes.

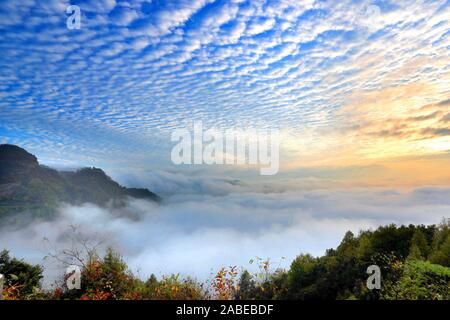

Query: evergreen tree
[408,229,429,260]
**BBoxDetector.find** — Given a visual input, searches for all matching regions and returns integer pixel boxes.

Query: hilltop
[0,144,160,222]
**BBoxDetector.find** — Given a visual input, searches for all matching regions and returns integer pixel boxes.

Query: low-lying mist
[1,171,449,288]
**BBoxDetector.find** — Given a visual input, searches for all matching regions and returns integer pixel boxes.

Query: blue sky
[0,0,449,176]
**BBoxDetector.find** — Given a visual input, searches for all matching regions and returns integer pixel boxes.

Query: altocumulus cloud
[0,0,448,167]
[0,179,449,287]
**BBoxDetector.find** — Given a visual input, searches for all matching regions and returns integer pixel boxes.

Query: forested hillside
[0,144,160,223]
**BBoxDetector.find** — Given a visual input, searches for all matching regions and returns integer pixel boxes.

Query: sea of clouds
[1,170,449,288]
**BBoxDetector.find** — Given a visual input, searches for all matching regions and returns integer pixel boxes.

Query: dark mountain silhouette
[0,144,160,222]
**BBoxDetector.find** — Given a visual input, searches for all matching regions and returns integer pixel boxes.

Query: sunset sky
[0,0,449,187]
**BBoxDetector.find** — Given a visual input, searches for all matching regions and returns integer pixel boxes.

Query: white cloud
[0,0,449,177]
[110,6,139,26]
[246,17,276,36]
[1,183,448,286]
[81,0,117,13]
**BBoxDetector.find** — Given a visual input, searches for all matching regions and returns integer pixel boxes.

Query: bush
[0,250,43,299]
[382,260,450,300]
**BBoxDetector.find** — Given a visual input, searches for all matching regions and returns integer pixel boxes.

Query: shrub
[0,250,43,299]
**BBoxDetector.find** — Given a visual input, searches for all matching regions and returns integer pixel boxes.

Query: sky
[0,0,450,283]
[0,0,448,186]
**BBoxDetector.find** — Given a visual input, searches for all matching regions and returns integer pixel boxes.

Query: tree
[429,219,450,266]
[286,254,321,299]
[408,229,429,260]
[382,260,450,300]
[0,250,43,298]
[78,248,136,300]
[429,236,450,267]
[235,270,256,300]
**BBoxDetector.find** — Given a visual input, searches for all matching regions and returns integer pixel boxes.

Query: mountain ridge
[0,144,161,222]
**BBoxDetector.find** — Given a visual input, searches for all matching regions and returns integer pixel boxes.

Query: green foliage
[381,260,450,300]
[238,222,450,301]
[429,219,450,267]
[0,249,43,298]
[286,254,320,299]
[235,263,288,300]
[408,229,429,260]
[61,248,139,300]
[150,274,206,300]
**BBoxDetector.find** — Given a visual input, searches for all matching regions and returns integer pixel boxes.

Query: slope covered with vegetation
[0,144,160,223]
[1,220,449,300]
